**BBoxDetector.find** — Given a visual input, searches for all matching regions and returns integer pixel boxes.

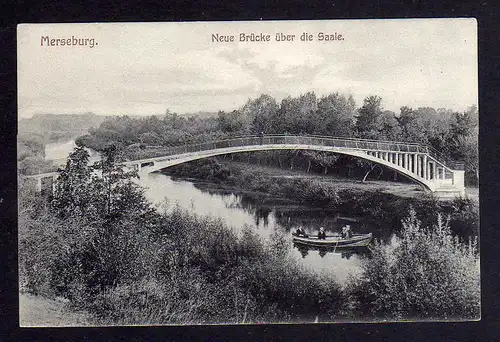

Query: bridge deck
[21,135,465,195]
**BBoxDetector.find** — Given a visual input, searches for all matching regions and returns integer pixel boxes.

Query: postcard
[17,19,479,326]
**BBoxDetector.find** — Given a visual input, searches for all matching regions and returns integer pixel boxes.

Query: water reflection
[191,180,372,236]
[293,243,371,260]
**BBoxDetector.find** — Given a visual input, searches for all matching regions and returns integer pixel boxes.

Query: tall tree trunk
[377,167,383,180]
[362,164,377,182]
[306,160,311,173]
[324,166,328,175]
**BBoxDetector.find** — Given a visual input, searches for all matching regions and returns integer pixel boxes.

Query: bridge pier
[52,174,57,193]
[35,177,42,193]
[416,155,420,177]
[423,155,428,179]
[33,174,59,195]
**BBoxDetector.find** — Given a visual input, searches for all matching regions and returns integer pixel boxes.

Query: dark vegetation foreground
[19,147,480,324]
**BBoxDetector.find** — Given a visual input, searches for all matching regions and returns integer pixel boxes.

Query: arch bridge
[24,135,465,196]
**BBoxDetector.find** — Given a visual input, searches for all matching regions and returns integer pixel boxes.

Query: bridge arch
[137,144,435,191]
[25,135,464,196]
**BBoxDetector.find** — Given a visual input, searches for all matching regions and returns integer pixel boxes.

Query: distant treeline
[75,92,478,185]
[19,113,107,139]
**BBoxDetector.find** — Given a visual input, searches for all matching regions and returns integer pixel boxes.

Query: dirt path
[19,293,90,327]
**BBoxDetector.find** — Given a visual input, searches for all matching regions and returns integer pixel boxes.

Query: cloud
[18,20,477,118]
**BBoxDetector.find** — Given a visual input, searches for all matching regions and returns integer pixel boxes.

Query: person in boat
[295,226,308,237]
[318,227,326,240]
[341,225,352,239]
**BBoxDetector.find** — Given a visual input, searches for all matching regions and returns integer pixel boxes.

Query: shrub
[344,208,480,321]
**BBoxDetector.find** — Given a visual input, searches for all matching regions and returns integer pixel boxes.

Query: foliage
[314,93,356,136]
[241,94,280,133]
[355,95,383,139]
[344,209,480,320]
[164,158,478,240]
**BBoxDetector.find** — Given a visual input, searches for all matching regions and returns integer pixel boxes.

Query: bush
[344,208,480,321]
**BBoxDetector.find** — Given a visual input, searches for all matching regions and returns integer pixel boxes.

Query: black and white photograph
[17,19,479,326]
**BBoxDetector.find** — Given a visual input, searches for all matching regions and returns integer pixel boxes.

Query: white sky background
[17,19,477,119]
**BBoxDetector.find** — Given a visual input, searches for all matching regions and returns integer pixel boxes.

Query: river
[45,139,101,166]
[46,140,371,286]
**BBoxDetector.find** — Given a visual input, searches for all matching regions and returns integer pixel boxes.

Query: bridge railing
[151,135,427,155]
[133,135,462,170]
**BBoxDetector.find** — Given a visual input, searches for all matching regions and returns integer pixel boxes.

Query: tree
[305,151,338,175]
[240,94,279,133]
[217,110,245,133]
[277,92,318,134]
[52,146,94,218]
[448,107,478,185]
[52,144,147,221]
[48,144,154,301]
[355,96,383,139]
[378,111,402,140]
[358,159,378,182]
[449,106,477,154]
[314,93,356,136]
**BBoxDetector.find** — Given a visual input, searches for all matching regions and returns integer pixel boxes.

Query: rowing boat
[292,232,372,248]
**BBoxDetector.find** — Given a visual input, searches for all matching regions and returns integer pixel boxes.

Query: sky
[17,19,477,119]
